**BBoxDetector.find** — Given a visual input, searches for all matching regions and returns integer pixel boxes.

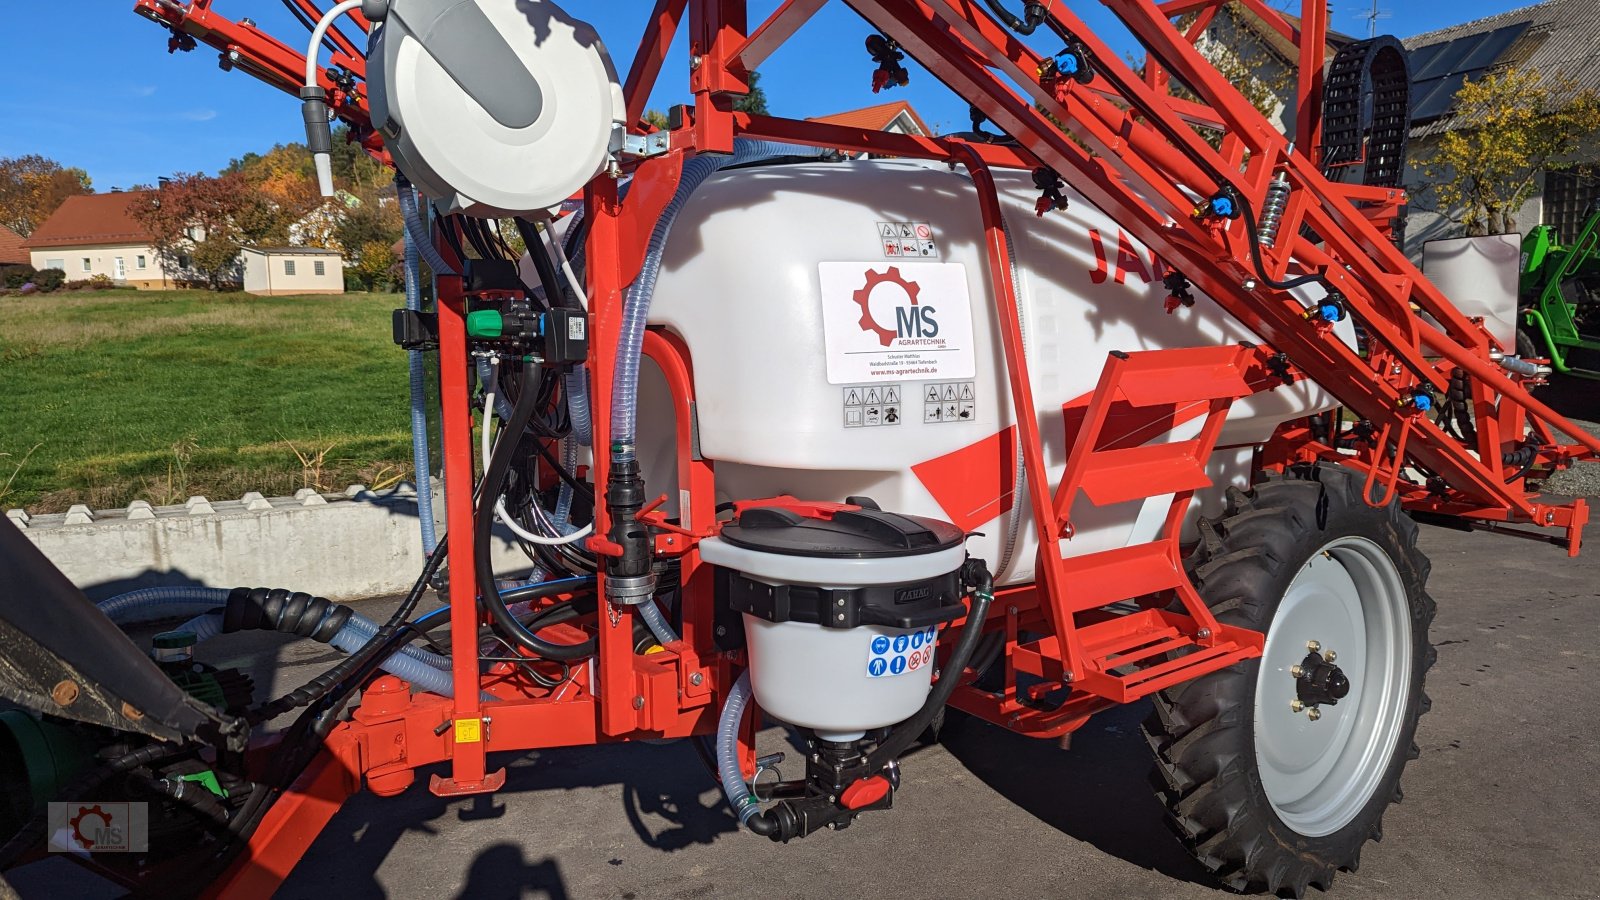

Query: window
[284,259,297,276]
[178,254,191,268]
[82,258,92,272]
[313,260,326,276]
[46,258,63,271]
[137,255,147,269]
[1543,167,1599,244]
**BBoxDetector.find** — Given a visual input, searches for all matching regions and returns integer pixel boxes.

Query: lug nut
[1323,650,1337,663]
[1306,639,1321,652]
[1307,707,1322,721]
[1290,664,1304,678]
[1290,699,1304,713]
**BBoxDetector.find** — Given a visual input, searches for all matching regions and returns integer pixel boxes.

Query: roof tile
[22,192,157,250]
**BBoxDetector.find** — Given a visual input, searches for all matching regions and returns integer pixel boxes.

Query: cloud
[181,109,219,122]
[127,84,159,98]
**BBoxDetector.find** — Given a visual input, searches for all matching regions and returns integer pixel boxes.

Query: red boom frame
[126,1,1599,894]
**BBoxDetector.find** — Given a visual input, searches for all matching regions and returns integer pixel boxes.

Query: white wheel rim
[1253,535,1412,837]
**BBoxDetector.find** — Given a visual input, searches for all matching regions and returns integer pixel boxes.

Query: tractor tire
[1143,463,1436,896]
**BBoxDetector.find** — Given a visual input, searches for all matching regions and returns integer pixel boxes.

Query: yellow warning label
[454,718,482,743]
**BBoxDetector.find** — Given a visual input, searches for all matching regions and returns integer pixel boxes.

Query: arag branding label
[819,262,975,384]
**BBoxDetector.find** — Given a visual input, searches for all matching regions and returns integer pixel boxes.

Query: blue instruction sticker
[866,626,939,678]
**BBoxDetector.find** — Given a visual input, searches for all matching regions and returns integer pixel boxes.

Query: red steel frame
[131,1,1600,895]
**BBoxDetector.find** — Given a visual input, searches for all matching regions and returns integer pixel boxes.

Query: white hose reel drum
[363,0,625,217]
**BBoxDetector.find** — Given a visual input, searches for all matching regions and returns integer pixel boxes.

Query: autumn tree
[352,240,398,291]
[1419,70,1600,236]
[129,173,253,289]
[732,70,769,116]
[0,155,92,236]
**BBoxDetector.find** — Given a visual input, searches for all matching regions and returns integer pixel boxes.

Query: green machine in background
[1520,204,1600,379]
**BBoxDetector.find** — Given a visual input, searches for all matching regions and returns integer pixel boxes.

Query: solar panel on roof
[1405,19,1533,124]
[1457,22,1531,71]
[1412,72,1470,122]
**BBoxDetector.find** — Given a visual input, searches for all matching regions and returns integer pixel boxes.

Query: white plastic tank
[701,503,968,741]
[638,159,1354,586]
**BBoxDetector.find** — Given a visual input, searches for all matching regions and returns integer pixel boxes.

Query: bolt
[837,613,845,622]
[1063,670,1075,683]
[690,672,703,686]
[1290,699,1304,713]
[828,794,837,804]
[1242,279,1258,290]
[632,695,645,710]
[51,680,79,707]
[1196,627,1211,639]
[715,625,727,636]
[1323,650,1337,663]
[837,598,846,607]
[690,54,704,69]
[1007,605,1019,616]
[1306,639,1321,652]
[1307,707,1322,721]
[1392,364,1403,375]
[811,753,821,763]
[1290,664,1304,678]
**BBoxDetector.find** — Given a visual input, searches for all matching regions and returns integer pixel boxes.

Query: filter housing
[702,500,967,741]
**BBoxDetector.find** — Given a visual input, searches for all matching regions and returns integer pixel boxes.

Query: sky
[0,0,1543,190]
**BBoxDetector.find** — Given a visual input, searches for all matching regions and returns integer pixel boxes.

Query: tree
[334,187,404,260]
[1420,70,1600,236]
[732,70,769,116]
[129,172,253,288]
[0,155,92,236]
[642,109,670,130]
[352,240,397,291]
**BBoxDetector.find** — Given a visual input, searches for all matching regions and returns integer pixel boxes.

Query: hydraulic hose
[478,363,598,661]
[865,560,994,773]
[402,180,440,554]
[715,671,778,836]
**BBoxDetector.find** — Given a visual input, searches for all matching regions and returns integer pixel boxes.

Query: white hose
[305,0,364,87]
[304,0,365,196]
[494,497,593,545]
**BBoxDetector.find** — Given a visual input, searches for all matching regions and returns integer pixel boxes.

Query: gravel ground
[1536,377,1600,496]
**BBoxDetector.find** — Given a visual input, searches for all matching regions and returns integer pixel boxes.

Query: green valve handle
[466,309,505,339]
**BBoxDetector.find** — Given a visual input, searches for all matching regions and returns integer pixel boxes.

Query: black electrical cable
[478,364,598,661]
[515,217,571,307]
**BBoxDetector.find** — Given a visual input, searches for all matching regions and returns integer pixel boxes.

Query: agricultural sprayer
[0,1,1595,896]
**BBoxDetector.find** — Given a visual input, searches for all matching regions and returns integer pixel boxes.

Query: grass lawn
[1,289,422,513]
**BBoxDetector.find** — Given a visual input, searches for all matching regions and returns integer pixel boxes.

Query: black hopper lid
[719,500,964,560]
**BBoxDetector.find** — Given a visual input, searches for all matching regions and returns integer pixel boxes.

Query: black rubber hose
[477,365,598,661]
[247,535,448,724]
[865,559,994,773]
[222,587,352,642]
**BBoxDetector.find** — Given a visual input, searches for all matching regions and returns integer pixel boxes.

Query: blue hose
[399,176,440,555]
[610,140,819,465]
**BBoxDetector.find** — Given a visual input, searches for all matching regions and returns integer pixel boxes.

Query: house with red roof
[23,191,170,288]
[806,100,933,157]
[0,224,28,267]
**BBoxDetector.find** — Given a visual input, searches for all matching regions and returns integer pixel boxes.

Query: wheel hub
[1294,645,1350,709]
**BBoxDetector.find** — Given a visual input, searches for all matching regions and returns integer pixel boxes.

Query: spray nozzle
[300,85,336,197]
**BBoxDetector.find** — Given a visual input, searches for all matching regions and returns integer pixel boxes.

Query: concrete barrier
[9,485,543,601]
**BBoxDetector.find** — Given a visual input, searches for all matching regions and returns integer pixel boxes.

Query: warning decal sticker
[843,384,902,428]
[877,221,939,258]
[866,627,937,678]
[819,262,976,385]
